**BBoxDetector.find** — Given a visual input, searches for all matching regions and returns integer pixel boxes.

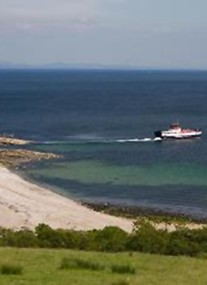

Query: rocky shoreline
[0,136,31,145]
[82,202,207,225]
[0,136,60,167]
[0,149,60,167]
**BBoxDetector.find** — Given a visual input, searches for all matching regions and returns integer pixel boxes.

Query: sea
[1,69,207,218]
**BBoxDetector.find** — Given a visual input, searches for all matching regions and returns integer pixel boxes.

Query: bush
[94,226,129,252]
[0,264,23,275]
[111,264,136,275]
[128,221,169,254]
[1,222,207,257]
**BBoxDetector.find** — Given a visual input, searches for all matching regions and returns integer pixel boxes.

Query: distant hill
[0,62,203,71]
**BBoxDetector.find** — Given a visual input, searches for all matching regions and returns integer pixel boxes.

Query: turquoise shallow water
[22,140,207,218]
[27,160,207,187]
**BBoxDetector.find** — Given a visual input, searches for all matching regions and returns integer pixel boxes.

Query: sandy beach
[0,166,133,232]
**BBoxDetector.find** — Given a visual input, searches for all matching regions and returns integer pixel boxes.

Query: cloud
[0,0,102,31]
[0,0,137,32]
[1,0,200,34]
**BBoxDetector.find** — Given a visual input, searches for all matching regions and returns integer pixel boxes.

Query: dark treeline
[1,222,207,257]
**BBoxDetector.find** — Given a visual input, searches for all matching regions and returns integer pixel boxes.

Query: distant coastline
[1,62,207,71]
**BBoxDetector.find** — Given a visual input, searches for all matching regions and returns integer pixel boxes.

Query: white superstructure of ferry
[154,123,202,139]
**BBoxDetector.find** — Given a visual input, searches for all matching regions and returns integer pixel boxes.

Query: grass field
[0,248,207,285]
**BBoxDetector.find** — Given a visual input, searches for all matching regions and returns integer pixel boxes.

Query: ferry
[154,122,202,139]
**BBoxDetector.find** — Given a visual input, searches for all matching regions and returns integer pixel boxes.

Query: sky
[0,0,207,69]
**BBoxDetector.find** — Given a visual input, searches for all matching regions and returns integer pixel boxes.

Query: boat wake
[39,137,163,145]
[116,137,162,143]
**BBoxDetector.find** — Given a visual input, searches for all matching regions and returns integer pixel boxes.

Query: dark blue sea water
[1,69,207,217]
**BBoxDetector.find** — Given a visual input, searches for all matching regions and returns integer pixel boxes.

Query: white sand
[0,166,133,232]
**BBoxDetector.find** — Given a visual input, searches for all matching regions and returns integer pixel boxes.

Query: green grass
[0,248,207,284]
[60,257,105,271]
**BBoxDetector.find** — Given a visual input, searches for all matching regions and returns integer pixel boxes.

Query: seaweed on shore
[82,202,207,225]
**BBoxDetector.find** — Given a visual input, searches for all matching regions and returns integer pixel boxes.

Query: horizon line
[0,66,207,72]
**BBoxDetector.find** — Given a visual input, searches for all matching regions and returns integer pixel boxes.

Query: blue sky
[0,0,207,68]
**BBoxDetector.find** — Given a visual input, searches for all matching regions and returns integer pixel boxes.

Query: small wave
[39,141,67,145]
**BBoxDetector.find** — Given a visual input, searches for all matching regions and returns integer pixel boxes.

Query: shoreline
[0,166,133,232]
[83,202,207,225]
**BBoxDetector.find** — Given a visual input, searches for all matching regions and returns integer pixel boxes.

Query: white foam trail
[40,137,163,145]
[153,137,163,141]
[116,137,162,143]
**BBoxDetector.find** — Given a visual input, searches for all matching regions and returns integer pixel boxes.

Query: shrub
[94,226,128,252]
[111,264,136,275]
[1,222,207,257]
[12,230,37,247]
[128,221,169,254]
[0,264,23,275]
